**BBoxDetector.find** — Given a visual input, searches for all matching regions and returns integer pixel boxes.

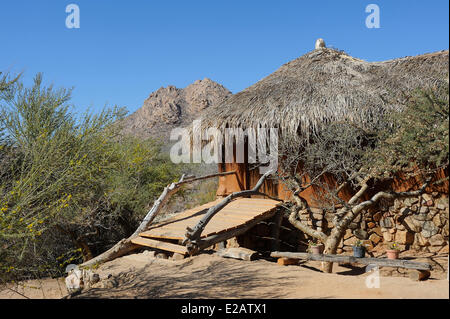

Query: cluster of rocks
[297,193,448,254]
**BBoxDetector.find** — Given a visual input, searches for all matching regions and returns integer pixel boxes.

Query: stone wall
[230,193,448,255]
[298,192,449,254]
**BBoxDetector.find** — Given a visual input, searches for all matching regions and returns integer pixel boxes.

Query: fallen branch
[80,171,236,267]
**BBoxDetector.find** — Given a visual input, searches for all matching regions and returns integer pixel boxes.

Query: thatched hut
[190,46,449,253]
[195,47,449,200]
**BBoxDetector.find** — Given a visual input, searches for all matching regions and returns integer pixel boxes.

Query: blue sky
[0,0,448,116]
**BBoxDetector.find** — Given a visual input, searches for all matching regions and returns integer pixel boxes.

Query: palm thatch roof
[196,48,449,143]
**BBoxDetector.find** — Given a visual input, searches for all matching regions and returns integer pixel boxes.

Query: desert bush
[0,73,182,282]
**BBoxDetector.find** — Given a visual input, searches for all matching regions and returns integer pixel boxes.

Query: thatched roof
[196,48,449,142]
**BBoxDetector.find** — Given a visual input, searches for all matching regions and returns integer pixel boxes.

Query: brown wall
[217,162,448,204]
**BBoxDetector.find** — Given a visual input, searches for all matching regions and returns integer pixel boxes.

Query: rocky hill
[120,78,232,142]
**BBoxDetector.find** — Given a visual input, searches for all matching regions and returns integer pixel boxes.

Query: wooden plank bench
[271,251,432,281]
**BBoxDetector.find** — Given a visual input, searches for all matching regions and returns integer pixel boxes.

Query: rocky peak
[120,79,231,140]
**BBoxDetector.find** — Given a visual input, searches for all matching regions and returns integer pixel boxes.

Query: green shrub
[0,73,182,281]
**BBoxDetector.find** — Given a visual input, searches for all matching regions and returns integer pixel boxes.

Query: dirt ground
[1,250,448,299]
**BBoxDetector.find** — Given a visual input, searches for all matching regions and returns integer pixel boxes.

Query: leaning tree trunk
[80,171,237,268]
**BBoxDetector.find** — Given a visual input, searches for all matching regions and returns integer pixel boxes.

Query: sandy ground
[1,250,448,299]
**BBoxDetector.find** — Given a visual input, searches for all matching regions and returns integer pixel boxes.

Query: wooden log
[270,252,432,271]
[130,237,188,255]
[179,171,237,185]
[80,172,235,267]
[409,269,431,281]
[277,258,299,266]
[216,247,258,261]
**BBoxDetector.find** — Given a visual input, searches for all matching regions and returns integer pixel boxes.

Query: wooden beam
[270,252,432,271]
[131,237,188,255]
[277,258,299,266]
[216,248,258,261]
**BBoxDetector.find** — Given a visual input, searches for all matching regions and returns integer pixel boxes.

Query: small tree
[0,73,182,281]
[277,85,449,273]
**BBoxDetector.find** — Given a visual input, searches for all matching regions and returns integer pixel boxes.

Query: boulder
[428,246,443,253]
[395,230,414,245]
[371,227,383,237]
[404,198,419,207]
[344,237,358,246]
[439,245,449,254]
[348,222,358,230]
[435,197,449,210]
[414,233,430,247]
[388,228,397,234]
[383,232,393,242]
[428,208,439,217]
[171,253,186,261]
[312,213,323,220]
[403,216,423,233]
[369,233,382,245]
[65,268,83,294]
[421,221,438,238]
[372,212,382,222]
[428,234,445,246]
[423,200,434,207]
[380,217,393,228]
[432,214,443,228]
[393,199,402,210]
[354,229,369,240]
[413,213,429,221]
[344,229,353,240]
[442,222,449,237]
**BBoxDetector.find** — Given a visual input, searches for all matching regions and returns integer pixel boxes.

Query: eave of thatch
[194,48,449,142]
